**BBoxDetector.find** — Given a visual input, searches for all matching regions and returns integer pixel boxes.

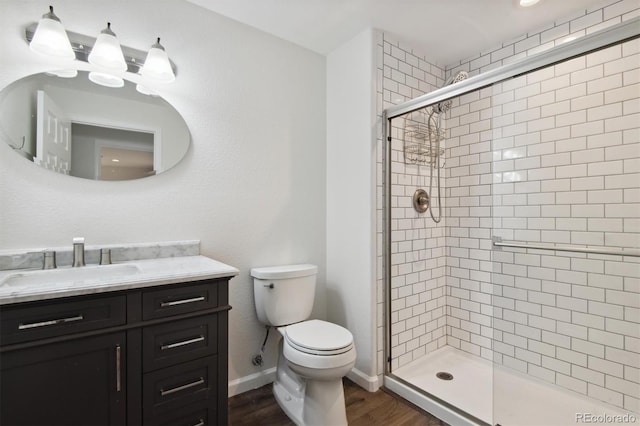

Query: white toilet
[251,264,357,426]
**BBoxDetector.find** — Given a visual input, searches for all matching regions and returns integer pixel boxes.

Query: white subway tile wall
[377,32,449,372]
[376,0,640,413]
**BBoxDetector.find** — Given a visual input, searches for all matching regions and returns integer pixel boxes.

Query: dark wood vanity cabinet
[0,278,231,426]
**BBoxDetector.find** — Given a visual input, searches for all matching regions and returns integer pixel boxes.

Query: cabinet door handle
[160,377,205,396]
[193,419,205,426]
[160,296,205,307]
[161,335,205,351]
[18,314,84,330]
[116,344,122,392]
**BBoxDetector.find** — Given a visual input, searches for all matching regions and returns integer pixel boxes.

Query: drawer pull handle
[160,296,205,307]
[160,377,205,396]
[193,419,205,426]
[161,335,205,351]
[18,314,84,330]
[116,345,122,392]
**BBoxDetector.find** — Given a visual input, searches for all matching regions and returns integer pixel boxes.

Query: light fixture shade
[46,69,78,78]
[141,38,175,83]
[29,6,75,59]
[88,71,124,88]
[88,23,127,72]
[136,84,159,96]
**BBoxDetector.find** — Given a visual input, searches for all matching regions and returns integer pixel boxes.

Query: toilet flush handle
[264,283,274,289]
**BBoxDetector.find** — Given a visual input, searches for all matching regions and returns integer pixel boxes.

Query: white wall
[326,29,378,389]
[0,0,326,388]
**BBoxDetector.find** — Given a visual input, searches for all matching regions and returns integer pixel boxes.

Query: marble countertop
[0,255,239,305]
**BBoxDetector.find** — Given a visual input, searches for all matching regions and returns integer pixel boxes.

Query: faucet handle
[100,249,112,265]
[43,250,57,269]
[72,237,85,267]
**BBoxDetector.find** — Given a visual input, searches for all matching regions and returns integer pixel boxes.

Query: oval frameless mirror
[0,71,190,181]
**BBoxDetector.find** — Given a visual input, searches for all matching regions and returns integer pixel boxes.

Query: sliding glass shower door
[490,39,640,425]
[383,19,639,426]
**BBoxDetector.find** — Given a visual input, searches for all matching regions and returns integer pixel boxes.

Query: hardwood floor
[228,379,448,426]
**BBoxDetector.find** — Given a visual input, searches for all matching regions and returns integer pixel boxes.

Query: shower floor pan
[390,346,635,426]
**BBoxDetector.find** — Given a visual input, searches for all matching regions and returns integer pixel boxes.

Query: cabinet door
[0,332,126,426]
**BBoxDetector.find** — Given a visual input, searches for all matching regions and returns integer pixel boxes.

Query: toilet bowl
[251,264,357,426]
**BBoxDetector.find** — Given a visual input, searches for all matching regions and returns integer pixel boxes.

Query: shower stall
[382,17,640,426]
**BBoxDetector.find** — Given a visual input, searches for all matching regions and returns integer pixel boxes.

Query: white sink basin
[0,264,141,288]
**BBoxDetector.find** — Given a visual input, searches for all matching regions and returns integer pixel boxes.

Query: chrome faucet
[72,237,85,267]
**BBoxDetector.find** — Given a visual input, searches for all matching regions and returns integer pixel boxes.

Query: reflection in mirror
[0,71,190,181]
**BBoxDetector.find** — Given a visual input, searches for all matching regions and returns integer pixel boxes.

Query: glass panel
[491,40,640,425]
[388,86,496,424]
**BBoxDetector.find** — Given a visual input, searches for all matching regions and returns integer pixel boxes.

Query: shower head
[433,70,469,114]
[444,70,469,86]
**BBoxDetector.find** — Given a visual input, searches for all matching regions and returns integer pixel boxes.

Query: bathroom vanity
[0,254,238,426]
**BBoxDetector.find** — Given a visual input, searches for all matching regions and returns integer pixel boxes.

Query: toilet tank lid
[250,264,318,279]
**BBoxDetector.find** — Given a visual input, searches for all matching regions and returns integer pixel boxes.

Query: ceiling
[187,0,607,66]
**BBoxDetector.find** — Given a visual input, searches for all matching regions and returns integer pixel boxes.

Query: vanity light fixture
[25,7,178,91]
[29,6,75,59]
[519,0,541,7]
[140,38,176,83]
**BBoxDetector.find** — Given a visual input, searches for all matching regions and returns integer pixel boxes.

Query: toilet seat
[282,320,356,369]
[285,319,353,355]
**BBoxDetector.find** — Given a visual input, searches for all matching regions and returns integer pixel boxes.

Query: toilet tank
[251,264,318,326]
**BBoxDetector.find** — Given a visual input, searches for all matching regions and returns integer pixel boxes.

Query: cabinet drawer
[143,315,218,372]
[143,355,217,420]
[142,281,219,320]
[0,295,126,346]
[153,401,214,426]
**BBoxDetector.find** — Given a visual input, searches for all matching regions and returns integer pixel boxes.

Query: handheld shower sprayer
[433,70,469,113]
[428,70,469,223]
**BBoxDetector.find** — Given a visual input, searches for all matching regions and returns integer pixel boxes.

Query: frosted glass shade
[141,41,175,83]
[135,84,159,96]
[29,14,75,59]
[88,24,127,72]
[46,69,78,78]
[88,71,124,88]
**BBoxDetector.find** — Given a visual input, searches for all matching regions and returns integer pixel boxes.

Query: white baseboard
[228,367,276,397]
[229,366,380,397]
[347,368,381,392]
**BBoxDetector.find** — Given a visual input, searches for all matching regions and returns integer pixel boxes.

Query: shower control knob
[413,189,430,213]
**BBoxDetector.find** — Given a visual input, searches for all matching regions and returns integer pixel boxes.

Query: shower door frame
[381,17,640,425]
